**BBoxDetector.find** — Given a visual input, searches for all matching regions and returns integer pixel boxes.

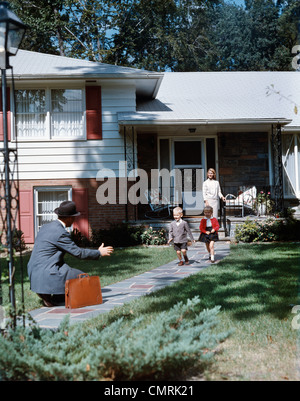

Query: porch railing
[220,186,275,234]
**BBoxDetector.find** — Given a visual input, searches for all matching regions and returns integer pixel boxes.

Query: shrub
[91,223,144,248]
[0,230,26,253]
[70,228,90,248]
[0,297,230,381]
[235,219,259,243]
[71,224,169,248]
[140,227,167,245]
[235,217,300,243]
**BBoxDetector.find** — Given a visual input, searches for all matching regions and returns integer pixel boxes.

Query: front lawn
[1,242,299,381]
[83,242,299,380]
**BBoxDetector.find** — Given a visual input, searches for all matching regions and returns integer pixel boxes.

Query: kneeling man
[27,201,113,307]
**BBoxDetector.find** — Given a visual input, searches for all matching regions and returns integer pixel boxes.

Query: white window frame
[33,186,72,236]
[12,85,86,141]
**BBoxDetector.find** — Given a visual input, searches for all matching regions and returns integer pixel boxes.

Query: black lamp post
[0,1,26,319]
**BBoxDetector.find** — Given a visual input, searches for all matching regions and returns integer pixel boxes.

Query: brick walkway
[29,242,231,329]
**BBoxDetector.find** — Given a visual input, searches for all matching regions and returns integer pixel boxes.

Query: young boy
[167,207,195,265]
[199,205,220,263]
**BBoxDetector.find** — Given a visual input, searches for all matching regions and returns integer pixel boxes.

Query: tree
[9,0,300,71]
[276,0,300,70]
[10,0,67,55]
[63,0,115,62]
[106,0,221,71]
[208,0,288,71]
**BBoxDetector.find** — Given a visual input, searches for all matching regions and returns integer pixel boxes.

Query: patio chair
[144,189,173,219]
[225,186,257,217]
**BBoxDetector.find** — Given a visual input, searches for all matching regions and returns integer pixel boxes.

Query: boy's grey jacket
[27,220,100,294]
[169,220,194,243]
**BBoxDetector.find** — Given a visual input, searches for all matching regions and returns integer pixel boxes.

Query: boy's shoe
[184,257,190,265]
[178,260,184,266]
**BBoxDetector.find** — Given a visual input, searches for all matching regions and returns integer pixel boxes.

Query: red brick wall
[17,178,136,244]
[218,132,269,194]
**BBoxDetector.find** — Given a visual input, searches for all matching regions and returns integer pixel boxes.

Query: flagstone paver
[28,242,231,329]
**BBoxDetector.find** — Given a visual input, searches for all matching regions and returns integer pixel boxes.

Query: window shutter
[72,188,89,239]
[19,190,34,243]
[0,88,11,141]
[86,86,102,140]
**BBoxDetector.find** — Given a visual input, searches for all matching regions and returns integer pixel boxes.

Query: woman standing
[202,168,226,219]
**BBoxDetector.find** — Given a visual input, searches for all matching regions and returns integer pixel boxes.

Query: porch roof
[118,71,299,129]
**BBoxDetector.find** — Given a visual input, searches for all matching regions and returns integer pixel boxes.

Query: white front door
[172,138,204,215]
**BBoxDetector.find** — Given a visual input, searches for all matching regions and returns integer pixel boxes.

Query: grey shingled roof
[119,71,300,129]
[7,50,163,97]
[8,49,159,77]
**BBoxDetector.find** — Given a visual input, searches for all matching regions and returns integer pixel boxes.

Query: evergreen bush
[0,297,230,381]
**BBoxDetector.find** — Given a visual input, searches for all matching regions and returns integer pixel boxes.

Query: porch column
[271,124,284,212]
[123,126,136,221]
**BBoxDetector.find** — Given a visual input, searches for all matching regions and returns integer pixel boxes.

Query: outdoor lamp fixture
[0,1,26,69]
[0,1,26,317]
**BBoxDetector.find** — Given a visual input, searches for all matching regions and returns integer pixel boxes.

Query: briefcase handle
[77,273,90,279]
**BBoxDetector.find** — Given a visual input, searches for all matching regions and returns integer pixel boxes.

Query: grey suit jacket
[27,220,100,294]
[169,220,194,244]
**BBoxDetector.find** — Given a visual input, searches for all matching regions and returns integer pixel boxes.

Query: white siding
[16,84,136,180]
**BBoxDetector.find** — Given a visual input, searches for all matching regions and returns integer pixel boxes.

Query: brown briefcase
[65,273,103,309]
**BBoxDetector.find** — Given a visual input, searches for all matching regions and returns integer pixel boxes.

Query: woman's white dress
[202,179,224,218]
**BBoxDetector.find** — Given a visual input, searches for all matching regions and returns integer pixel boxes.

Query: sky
[225,0,245,6]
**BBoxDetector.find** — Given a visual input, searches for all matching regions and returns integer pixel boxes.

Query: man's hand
[99,243,114,256]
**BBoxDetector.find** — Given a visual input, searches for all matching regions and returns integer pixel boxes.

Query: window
[51,89,84,138]
[15,90,47,138]
[174,140,202,167]
[34,187,72,235]
[14,88,84,140]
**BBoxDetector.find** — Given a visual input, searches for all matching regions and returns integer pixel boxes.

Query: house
[1,50,299,244]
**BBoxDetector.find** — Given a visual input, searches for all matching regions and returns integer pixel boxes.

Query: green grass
[1,245,176,311]
[80,242,300,381]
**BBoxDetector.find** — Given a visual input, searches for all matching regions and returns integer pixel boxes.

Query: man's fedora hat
[54,201,80,217]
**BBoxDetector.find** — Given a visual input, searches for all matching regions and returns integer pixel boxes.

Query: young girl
[199,205,220,263]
